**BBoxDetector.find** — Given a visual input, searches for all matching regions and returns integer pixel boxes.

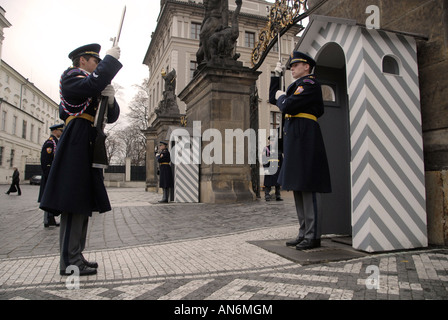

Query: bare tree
[113,126,146,165]
[105,78,150,165]
[127,78,150,130]
[106,134,123,164]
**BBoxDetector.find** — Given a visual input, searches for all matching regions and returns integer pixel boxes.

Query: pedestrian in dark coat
[262,136,283,201]
[40,43,122,276]
[39,123,63,227]
[156,141,174,203]
[269,51,331,250]
[6,167,21,196]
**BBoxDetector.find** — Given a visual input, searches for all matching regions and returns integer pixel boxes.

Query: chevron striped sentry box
[297,15,427,252]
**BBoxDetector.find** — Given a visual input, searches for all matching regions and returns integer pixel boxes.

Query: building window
[322,85,336,103]
[245,31,255,48]
[1,111,6,131]
[383,55,400,75]
[12,116,17,135]
[272,40,279,53]
[22,120,27,139]
[30,124,34,143]
[270,111,282,130]
[0,146,3,166]
[190,61,197,80]
[37,127,41,144]
[9,149,14,168]
[191,22,201,40]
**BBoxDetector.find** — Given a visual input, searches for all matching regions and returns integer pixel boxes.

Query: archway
[315,42,352,236]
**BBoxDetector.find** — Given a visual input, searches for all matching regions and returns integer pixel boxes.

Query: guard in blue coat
[262,136,283,201]
[39,123,64,227]
[269,51,331,250]
[156,141,174,203]
[40,43,122,276]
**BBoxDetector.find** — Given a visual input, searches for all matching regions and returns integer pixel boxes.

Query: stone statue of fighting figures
[196,0,243,67]
[155,68,180,116]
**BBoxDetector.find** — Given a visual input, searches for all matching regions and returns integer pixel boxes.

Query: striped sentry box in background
[174,137,200,203]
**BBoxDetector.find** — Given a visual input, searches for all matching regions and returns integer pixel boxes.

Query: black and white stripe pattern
[300,17,427,252]
[174,142,200,203]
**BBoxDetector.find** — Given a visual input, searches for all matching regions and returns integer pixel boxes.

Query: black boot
[82,255,99,269]
[296,239,321,250]
[275,186,283,201]
[158,188,169,203]
[286,236,304,247]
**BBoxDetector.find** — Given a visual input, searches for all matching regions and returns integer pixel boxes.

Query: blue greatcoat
[40,55,122,216]
[157,149,174,188]
[262,144,282,187]
[269,75,331,193]
[38,134,59,202]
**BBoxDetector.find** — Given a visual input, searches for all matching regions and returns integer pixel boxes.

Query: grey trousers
[293,191,322,240]
[59,212,89,271]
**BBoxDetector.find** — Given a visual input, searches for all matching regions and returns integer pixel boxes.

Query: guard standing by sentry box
[262,136,283,202]
[156,141,174,203]
[269,51,332,250]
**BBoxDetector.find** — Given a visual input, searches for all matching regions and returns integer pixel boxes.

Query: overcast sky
[1,0,161,115]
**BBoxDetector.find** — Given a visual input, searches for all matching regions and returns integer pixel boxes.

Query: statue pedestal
[179,65,261,203]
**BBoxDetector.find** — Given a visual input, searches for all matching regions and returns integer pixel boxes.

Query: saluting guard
[156,141,174,203]
[39,123,64,227]
[269,51,332,250]
[40,43,122,276]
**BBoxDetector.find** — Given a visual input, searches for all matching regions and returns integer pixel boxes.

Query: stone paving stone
[0,186,447,301]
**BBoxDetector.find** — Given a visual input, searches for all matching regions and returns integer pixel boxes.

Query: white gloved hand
[101,84,115,105]
[274,62,284,76]
[106,46,121,60]
[275,90,285,100]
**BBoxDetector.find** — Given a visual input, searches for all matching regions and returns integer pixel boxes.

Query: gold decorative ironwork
[251,0,308,68]
[180,115,187,127]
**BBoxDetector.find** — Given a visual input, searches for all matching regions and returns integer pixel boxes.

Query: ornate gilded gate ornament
[251,0,328,70]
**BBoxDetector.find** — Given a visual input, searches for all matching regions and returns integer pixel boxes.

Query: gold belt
[65,113,95,126]
[160,162,170,165]
[285,113,317,121]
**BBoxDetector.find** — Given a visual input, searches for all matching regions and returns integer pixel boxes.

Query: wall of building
[0,60,59,183]
[309,0,448,245]
[0,8,60,183]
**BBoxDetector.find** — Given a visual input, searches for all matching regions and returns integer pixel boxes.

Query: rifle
[92,6,126,169]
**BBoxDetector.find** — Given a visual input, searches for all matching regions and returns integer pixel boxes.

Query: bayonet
[92,6,126,169]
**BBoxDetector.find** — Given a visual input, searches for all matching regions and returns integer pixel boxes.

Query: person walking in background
[6,167,21,196]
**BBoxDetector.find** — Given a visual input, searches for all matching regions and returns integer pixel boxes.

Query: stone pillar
[179,64,261,203]
[142,127,158,192]
[125,157,131,182]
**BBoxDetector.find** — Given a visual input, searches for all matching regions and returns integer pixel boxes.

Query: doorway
[315,43,351,235]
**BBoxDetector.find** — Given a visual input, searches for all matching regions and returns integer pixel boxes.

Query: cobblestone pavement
[0,185,447,303]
